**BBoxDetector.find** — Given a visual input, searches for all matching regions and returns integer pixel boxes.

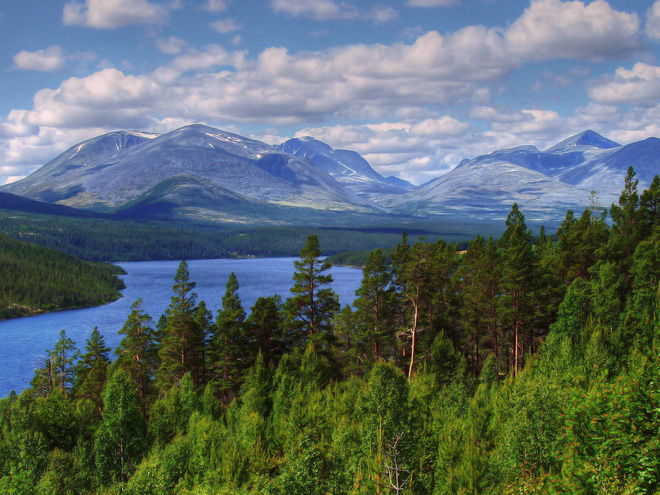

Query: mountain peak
[545,130,620,153]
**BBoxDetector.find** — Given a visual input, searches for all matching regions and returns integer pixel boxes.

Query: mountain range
[2,126,659,226]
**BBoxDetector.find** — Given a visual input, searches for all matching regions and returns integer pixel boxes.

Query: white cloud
[293,118,472,183]
[588,62,660,105]
[505,0,641,61]
[490,109,564,136]
[647,1,660,40]
[155,36,188,55]
[204,0,229,12]
[63,0,170,29]
[209,18,242,34]
[270,0,397,23]
[13,46,66,72]
[407,0,460,7]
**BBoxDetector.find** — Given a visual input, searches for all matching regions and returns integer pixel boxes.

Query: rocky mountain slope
[3,127,659,225]
[2,125,373,217]
[276,137,409,202]
[383,130,659,222]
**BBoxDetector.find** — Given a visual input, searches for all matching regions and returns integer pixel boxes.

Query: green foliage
[0,233,125,319]
[95,369,148,485]
[285,235,340,350]
[5,172,660,494]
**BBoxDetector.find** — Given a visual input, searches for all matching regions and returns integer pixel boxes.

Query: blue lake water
[0,257,363,397]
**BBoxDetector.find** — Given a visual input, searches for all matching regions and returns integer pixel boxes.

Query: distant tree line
[0,234,125,319]
[0,167,659,493]
[0,211,479,262]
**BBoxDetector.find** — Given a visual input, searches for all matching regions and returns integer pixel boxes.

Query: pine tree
[399,241,434,379]
[499,203,536,376]
[157,260,201,392]
[641,175,660,233]
[31,330,79,396]
[285,235,339,350]
[73,327,111,410]
[456,235,500,374]
[208,272,246,401]
[245,295,286,367]
[115,299,158,414]
[353,249,395,364]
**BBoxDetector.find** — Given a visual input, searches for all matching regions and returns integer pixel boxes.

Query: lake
[0,257,363,397]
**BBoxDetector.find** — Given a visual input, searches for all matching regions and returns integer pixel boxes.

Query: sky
[1,0,660,186]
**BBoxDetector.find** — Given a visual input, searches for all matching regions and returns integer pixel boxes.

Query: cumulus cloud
[293,118,472,183]
[505,0,641,61]
[155,36,188,55]
[13,46,66,72]
[588,62,660,105]
[63,0,170,29]
[647,1,660,40]
[209,18,242,34]
[407,0,460,7]
[270,0,397,23]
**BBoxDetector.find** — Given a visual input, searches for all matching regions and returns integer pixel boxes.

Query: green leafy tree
[358,362,411,494]
[94,369,147,485]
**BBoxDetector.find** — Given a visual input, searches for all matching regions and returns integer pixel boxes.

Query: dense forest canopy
[0,167,659,494]
[0,234,125,319]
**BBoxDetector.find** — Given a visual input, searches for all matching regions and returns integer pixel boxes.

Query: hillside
[0,233,125,319]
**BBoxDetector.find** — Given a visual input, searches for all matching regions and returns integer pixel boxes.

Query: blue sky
[1,0,660,185]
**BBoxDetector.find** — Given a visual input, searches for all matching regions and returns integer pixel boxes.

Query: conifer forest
[1,167,660,494]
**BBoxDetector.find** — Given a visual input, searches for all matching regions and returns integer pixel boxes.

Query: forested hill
[0,234,125,319]
[0,168,658,493]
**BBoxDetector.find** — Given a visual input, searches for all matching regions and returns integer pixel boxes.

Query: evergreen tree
[245,295,286,367]
[353,249,395,365]
[209,272,246,401]
[399,241,434,378]
[157,261,201,392]
[31,330,79,396]
[73,327,110,410]
[285,235,340,350]
[641,175,660,232]
[499,203,536,376]
[456,235,500,374]
[115,299,158,415]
